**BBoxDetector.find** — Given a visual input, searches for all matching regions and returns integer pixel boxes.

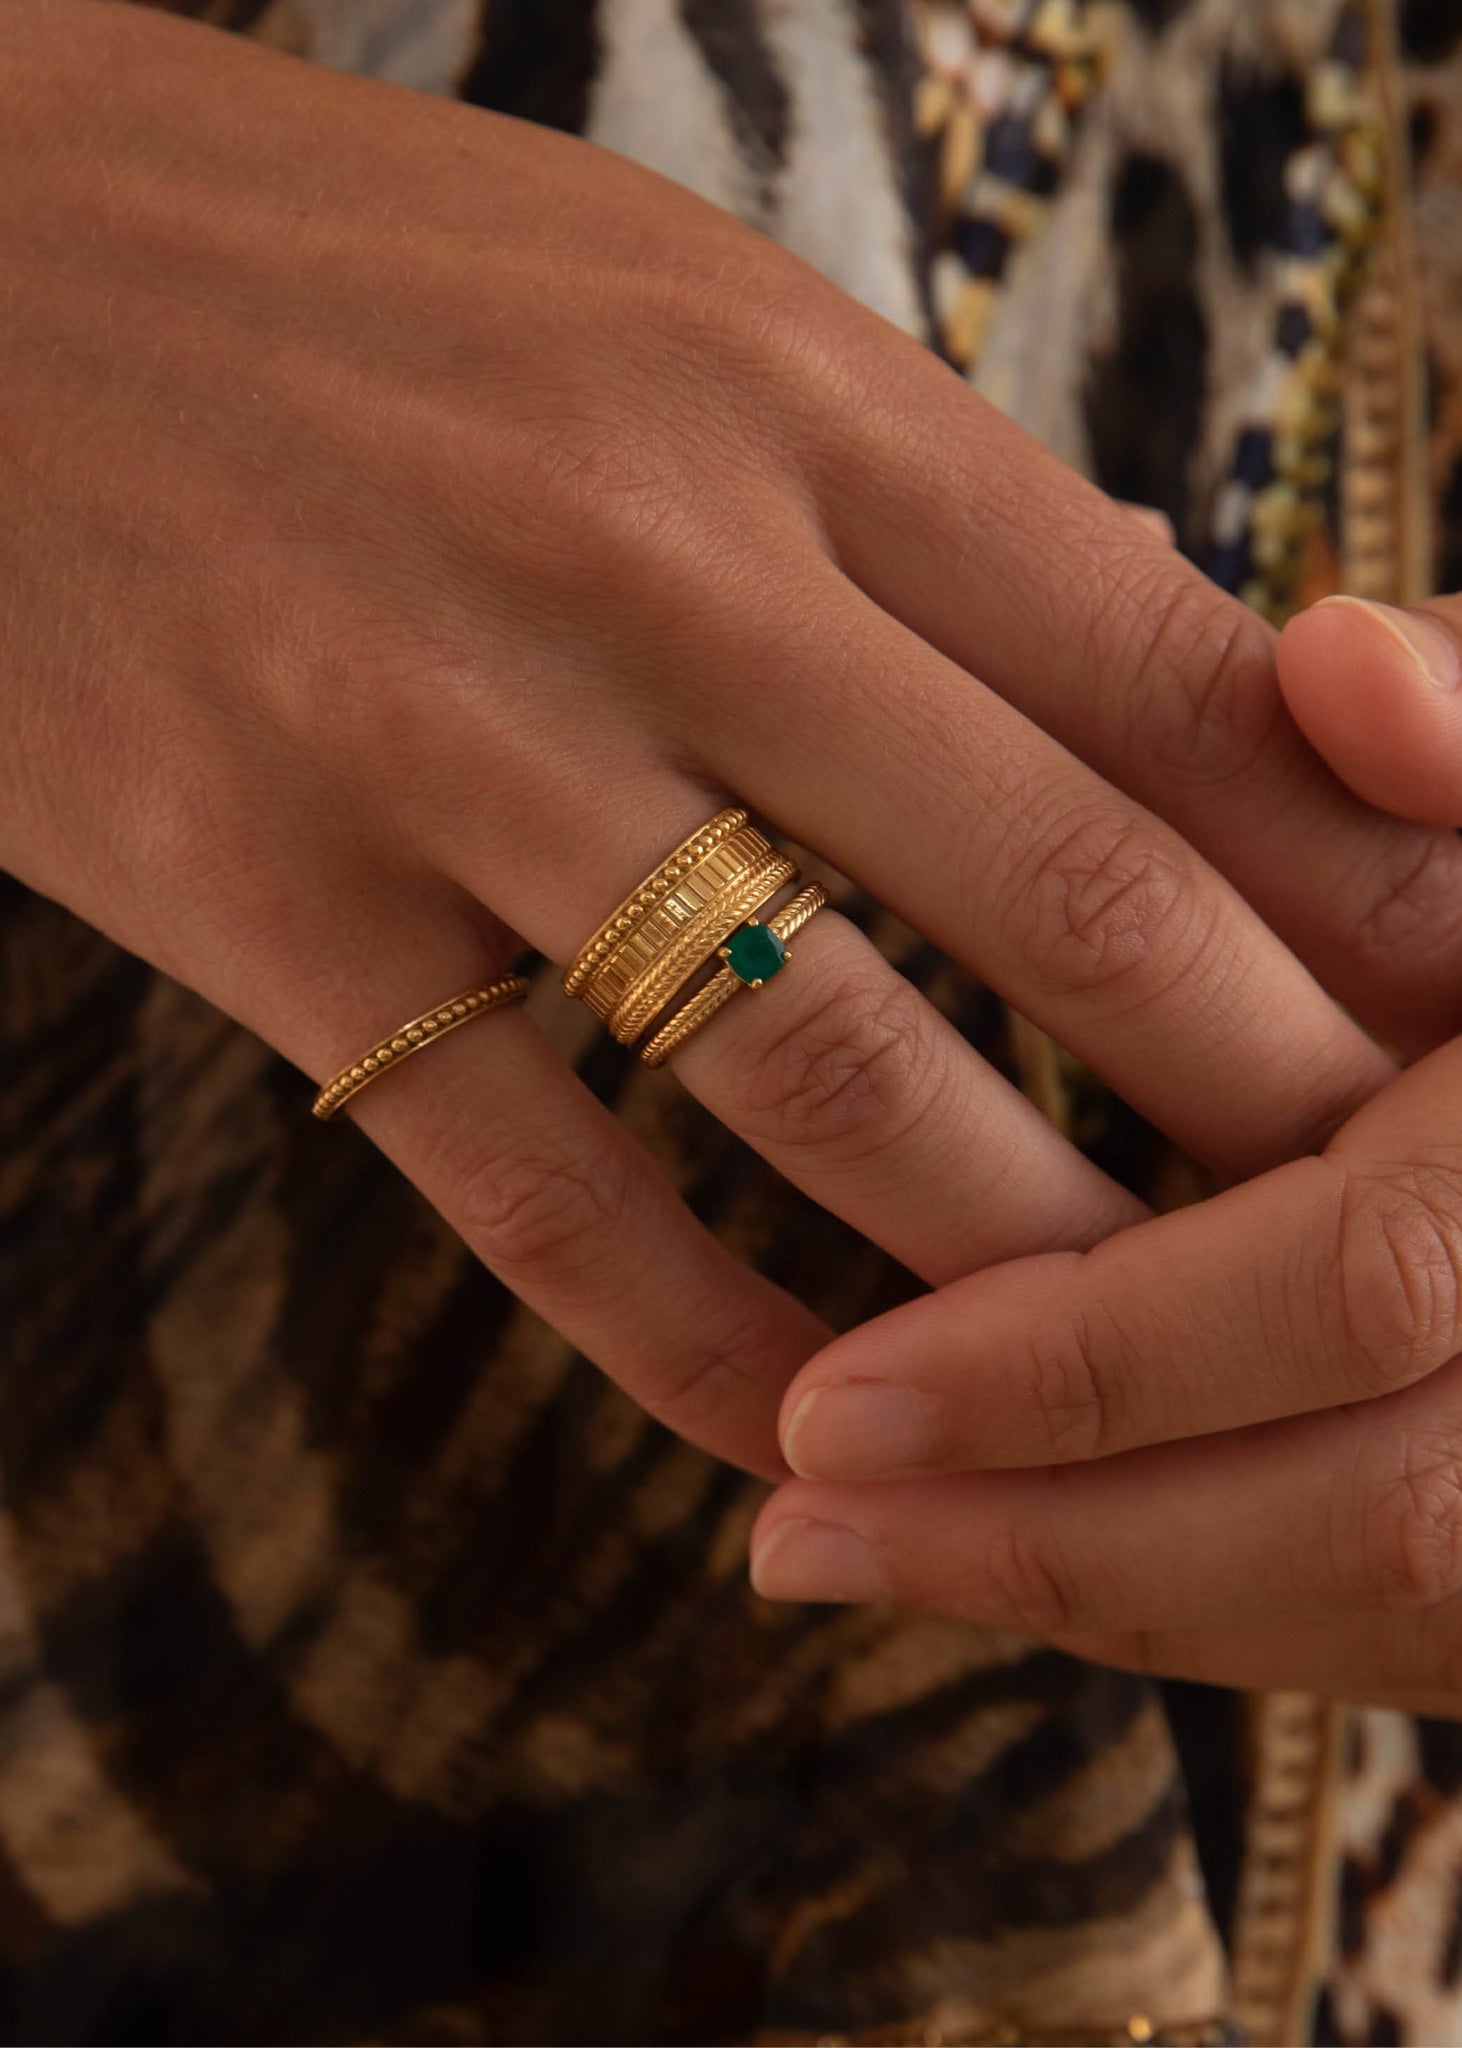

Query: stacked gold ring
[641,882,828,1068]
[562,809,752,1000]
[564,806,827,1065]
[606,851,794,1043]
[578,820,775,1022]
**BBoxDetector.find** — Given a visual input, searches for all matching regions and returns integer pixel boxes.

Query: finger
[700,562,1397,1183]
[1118,503,1176,546]
[667,902,1145,1284]
[750,1352,1462,1633]
[354,1004,831,1479]
[219,869,831,1480]
[820,346,1462,1054]
[775,1035,1462,1482]
[1278,595,1462,827]
[429,780,1146,1281]
[1048,1617,1462,1714]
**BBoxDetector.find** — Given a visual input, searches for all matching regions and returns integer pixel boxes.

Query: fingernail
[750,1519,887,1605]
[783,1382,938,1479]
[1316,595,1461,690]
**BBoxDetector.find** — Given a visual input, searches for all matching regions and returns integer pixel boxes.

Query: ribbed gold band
[580,822,773,1021]
[311,976,531,1122]
[641,883,828,1068]
[562,807,750,998]
[607,852,796,1044]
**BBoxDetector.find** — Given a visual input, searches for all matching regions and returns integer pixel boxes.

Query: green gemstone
[724,921,787,986]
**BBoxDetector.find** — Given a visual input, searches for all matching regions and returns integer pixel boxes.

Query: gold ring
[641,883,828,1067]
[562,807,751,999]
[606,851,796,1044]
[311,976,531,1122]
[578,821,774,1022]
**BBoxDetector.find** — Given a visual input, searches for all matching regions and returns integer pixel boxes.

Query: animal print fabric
[1,1,1460,2043]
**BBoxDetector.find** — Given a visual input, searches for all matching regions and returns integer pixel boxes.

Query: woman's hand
[751,593,1462,1710]
[7,3,1461,1481]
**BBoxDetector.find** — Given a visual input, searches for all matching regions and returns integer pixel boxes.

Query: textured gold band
[641,884,828,1068]
[311,976,531,1122]
[579,823,772,1021]
[562,806,750,998]
[607,853,797,1045]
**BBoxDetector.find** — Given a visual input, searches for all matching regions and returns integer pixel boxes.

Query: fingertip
[747,1482,813,1589]
[1278,596,1462,827]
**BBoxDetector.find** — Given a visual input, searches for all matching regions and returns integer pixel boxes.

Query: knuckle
[1357,1427,1462,1609]
[1001,803,1208,1000]
[654,257,853,409]
[1349,828,1462,987]
[1123,575,1282,787]
[640,1305,771,1438]
[453,1140,634,1278]
[1020,1308,1111,1463]
[1337,1163,1462,1394]
[980,1516,1077,1636]
[735,963,943,1164]
[525,414,693,568]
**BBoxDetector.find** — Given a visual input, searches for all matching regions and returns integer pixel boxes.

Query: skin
[753,595,1462,1713]
[8,3,1462,1555]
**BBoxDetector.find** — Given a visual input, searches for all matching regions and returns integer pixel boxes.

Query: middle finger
[697,559,1397,1184]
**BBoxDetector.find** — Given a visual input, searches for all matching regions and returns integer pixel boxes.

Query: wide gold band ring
[562,807,751,999]
[605,851,797,1044]
[640,883,828,1067]
[564,805,816,1051]
[311,975,531,1122]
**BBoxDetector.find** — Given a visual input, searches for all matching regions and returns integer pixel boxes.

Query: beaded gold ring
[561,807,751,999]
[311,976,531,1122]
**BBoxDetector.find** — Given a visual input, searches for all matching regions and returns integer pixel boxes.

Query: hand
[8,6,1462,1483]
[751,590,1462,1710]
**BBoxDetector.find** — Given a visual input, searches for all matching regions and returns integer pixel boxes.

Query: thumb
[1277,594,1462,827]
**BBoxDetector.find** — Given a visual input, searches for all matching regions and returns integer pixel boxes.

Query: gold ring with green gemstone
[563,805,813,1052]
[639,883,829,1069]
[603,851,796,1045]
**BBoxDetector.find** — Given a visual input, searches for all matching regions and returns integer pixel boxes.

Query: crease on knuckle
[1003,805,1205,999]
[1022,1306,1111,1463]
[1125,577,1282,787]
[453,1141,633,1279]
[1359,1427,1462,1609]
[739,969,942,1163]
[641,1304,773,1437]
[980,1515,1077,1636]
[1337,1162,1462,1395]
[1349,827,1462,980]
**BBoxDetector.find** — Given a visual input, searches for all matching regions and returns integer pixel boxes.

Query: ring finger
[432,780,1146,1286]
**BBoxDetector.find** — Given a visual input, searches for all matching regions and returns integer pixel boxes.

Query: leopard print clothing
[3,2,1462,2042]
